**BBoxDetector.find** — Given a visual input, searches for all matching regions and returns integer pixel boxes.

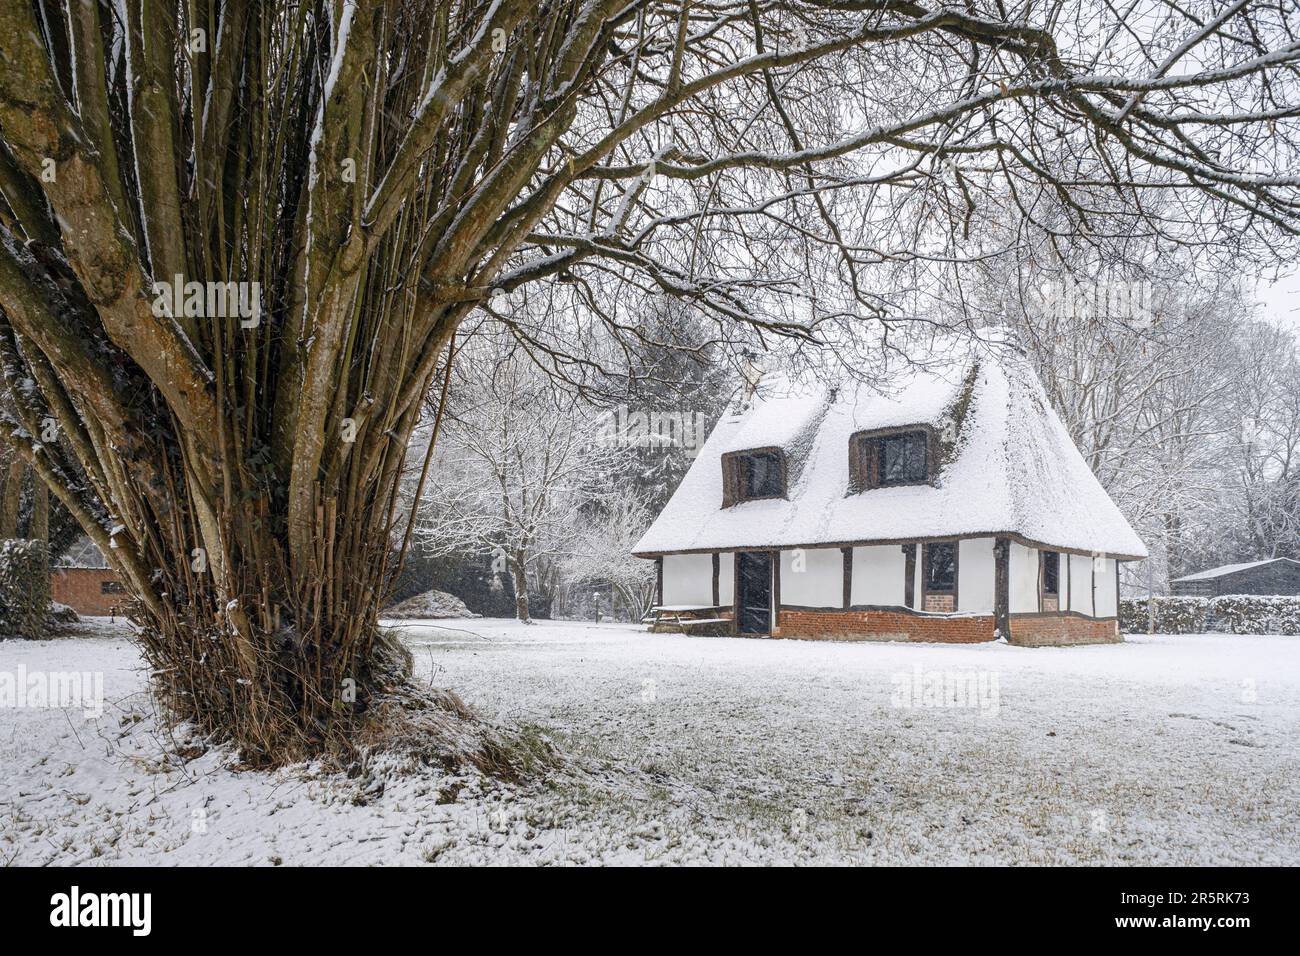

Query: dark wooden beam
[951,541,960,611]
[771,550,781,635]
[732,552,740,635]
[1115,558,1120,620]
[994,537,1010,639]
[842,546,852,609]
[1037,548,1043,612]
[903,543,916,609]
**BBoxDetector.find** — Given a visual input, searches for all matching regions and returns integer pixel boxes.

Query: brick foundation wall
[1008,613,1119,646]
[772,607,1121,646]
[50,568,124,616]
[777,607,996,643]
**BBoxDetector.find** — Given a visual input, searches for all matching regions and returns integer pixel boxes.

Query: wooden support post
[903,543,916,609]
[1036,548,1043,612]
[733,552,741,634]
[1091,555,1098,617]
[1115,558,1121,622]
[994,537,1010,640]
[842,546,852,609]
[771,551,781,635]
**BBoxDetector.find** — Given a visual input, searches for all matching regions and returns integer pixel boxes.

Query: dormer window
[849,426,935,492]
[722,448,785,505]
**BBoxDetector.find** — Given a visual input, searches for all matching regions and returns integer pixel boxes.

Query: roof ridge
[632,342,1148,560]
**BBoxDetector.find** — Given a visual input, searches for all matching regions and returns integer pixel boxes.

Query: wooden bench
[647,605,730,634]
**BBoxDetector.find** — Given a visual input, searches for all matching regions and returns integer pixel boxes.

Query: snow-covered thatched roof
[634,336,1148,561]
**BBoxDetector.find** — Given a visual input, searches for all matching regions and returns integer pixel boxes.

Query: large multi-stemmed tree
[0,0,1296,759]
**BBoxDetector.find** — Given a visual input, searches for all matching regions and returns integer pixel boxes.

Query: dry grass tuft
[350,685,561,783]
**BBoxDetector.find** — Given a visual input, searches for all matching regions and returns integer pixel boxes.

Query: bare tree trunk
[512,552,531,623]
[31,476,47,545]
[0,458,22,538]
[1164,512,1183,578]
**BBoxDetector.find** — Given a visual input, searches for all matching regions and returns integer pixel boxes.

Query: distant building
[1170,558,1300,598]
[51,537,124,616]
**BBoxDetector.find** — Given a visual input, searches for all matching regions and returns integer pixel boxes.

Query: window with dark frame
[1042,551,1060,595]
[924,542,956,593]
[101,580,124,595]
[879,431,928,485]
[733,450,783,500]
[851,428,931,491]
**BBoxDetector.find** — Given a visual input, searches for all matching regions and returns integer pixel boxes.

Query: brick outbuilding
[50,537,124,617]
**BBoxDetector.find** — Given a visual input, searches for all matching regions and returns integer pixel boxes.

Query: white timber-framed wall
[779,547,843,607]
[1068,553,1093,615]
[661,537,1121,620]
[661,553,713,605]
[850,545,906,606]
[718,552,735,606]
[957,538,996,613]
[1093,556,1119,617]
[1009,541,1040,613]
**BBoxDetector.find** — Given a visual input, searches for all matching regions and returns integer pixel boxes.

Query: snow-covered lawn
[3,618,1298,865]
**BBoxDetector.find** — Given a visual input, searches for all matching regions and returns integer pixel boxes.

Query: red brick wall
[50,568,124,616]
[923,593,955,613]
[773,607,1120,646]
[777,608,996,643]
[1008,613,1119,646]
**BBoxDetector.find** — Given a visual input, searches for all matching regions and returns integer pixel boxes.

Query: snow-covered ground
[3,618,1298,865]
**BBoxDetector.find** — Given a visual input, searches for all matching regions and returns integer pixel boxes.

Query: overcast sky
[1257,270,1300,334]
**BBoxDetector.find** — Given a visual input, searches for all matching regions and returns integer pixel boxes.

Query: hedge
[1120,594,1300,636]
[1211,595,1300,636]
[1119,596,1207,634]
[0,538,51,639]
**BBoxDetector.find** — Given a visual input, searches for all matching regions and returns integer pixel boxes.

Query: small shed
[1170,558,1300,598]
[51,537,124,616]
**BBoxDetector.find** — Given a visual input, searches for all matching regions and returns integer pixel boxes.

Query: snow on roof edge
[1171,557,1300,582]
[632,336,1148,561]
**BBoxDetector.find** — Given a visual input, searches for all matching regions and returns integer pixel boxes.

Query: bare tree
[563,484,658,622]
[0,1,1297,757]
[418,331,615,623]
[927,189,1297,587]
[1223,322,1300,560]
[1001,272,1262,583]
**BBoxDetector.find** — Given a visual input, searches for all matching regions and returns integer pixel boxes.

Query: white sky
[1256,269,1300,334]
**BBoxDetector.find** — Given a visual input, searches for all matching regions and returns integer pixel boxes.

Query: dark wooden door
[736,552,773,634]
